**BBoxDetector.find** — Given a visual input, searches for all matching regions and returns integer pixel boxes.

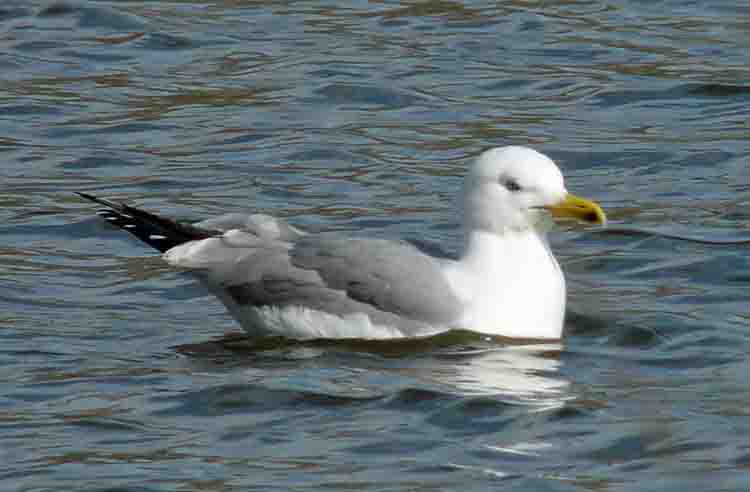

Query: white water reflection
[216,337,571,408]
[423,344,571,407]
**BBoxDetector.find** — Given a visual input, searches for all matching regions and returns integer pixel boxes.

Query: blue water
[3,1,750,490]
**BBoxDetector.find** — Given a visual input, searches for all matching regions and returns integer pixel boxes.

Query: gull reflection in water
[176,334,571,410]
[424,343,571,408]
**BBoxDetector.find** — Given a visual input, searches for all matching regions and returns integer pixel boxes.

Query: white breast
[442,230,566,339]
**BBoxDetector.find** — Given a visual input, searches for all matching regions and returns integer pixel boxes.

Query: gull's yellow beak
[545,193,606,225]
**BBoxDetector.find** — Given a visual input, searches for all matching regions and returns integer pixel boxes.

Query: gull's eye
[502,178,522,192]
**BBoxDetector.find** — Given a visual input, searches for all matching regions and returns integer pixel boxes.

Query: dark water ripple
[2,0,750,490]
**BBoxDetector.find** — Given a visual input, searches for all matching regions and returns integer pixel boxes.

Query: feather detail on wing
[163,231,463,333]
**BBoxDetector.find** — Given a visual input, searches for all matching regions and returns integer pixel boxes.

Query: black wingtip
[75,191,97,204]
[78,191,220,253]
[76,191,103,202]
[76,191,121,210]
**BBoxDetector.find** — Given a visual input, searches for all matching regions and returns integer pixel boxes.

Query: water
[2,1,750,490]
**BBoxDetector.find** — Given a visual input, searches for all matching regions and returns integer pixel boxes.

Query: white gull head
[463,146,572,235]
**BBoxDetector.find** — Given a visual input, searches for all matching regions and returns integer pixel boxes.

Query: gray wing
[290,235,463,325]
[195,213,304,241]
[163,231,464,335]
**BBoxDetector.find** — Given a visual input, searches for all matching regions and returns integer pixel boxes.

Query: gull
[78,146,605,340]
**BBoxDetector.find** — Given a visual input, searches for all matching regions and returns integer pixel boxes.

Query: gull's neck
[459,222,556,265]
[444,227,566,339]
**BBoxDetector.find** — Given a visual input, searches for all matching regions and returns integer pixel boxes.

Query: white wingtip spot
[124,224,136,228]
[149,234,167,240]
[104,216,118,221]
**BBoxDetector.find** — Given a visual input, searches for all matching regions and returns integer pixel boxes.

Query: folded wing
[165,232,464,337]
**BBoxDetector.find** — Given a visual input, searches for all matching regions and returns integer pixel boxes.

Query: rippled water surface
[3,1,750,490]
